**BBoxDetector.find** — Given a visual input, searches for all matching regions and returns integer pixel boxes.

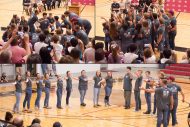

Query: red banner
[164,0,190,13]
[71,0,95,6]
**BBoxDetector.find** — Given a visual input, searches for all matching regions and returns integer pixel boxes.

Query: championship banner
[71,0,95,6]
[164,0,190,13]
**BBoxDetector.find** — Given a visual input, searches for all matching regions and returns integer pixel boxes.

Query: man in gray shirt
[134,70,143,111]
[167,76,185,126]
[155,79,173,127]
[123,67,133,109]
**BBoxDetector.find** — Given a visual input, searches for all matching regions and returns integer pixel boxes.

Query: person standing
[35,73,43,110]
[43,73,51,109]
[78,70,88,106]
[93,70,104,108]
[156,18,166,52]
[134,70,143,111]
[56,75,65,109]
[156,79,173,127]
[168,10,177,50]
[144,71,153,114]
[104,71,114,106]
[141,78,173,127]
[123,67,133,109]
[28,10,39,34]
[39,13,50,32]
[65,71,72,107]
[167,76,185,126]
[153,71,165,115]
[13,74,22,113]
[23,71,32,113]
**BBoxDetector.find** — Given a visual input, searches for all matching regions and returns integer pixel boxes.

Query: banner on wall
[71,0,95,6]
[164,0,190,13]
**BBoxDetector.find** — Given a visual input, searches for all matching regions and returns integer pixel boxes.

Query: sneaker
[46,107,52,109]
[107,103,111,106]
[57,107,63,109]
[35,106,39,110]
[97,104,101,107]
[125,107,130,109]
[94,105,98,108]
[81,103,86,106]
[143,111,151,114]
[27,110,32,113]
[22,109,27,112]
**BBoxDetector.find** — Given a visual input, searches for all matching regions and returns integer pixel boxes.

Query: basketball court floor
[0,66,189,127]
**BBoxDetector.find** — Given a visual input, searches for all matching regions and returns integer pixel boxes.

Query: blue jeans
[158,42,164,52]
[13,92,21,112]
[41,64,47,75]
[44,88,50,107]
[167,104,178,126]
[35,89,42,108]
[93,88,100,105]
[169,32,176,50]
[153,94,157,114]
[56,89,63,107]
[23,90,32,109]
[157,107,169,127]
[104,87,112,104]
[66,89,71,105]
[134,91,141,111]
[145,93,151,112]
[29,25,35,34]
[52,64,57,75]
[124,90,131,108]
[79,90,86,104]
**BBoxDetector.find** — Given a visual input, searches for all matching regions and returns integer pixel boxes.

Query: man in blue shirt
[28,10,39,34]
[39,13,50,32]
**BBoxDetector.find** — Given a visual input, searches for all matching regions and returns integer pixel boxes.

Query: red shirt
[10,46,26,63]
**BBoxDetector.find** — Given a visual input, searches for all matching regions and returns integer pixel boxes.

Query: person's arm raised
[0,29,17,53]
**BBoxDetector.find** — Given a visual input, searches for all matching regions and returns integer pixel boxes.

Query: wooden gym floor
[0,0,95,37]
[0,68,190,127]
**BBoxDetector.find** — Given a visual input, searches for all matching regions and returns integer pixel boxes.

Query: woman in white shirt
[51,35,63,61]
[143,45,156,63]
[123,43,138,63]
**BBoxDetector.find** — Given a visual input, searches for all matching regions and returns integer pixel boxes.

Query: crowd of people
[5,66,188,127]
[0,111,63,127]
[0,0,94,64]
[96,0,190,64]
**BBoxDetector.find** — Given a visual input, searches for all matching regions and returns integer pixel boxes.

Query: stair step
[162,69,190,76]
[165,66,190,72]
[171,64,190,68]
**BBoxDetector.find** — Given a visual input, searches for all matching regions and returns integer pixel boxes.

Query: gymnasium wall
[36,64,159,75]
[36,64,101,75]
[107,64,159,70]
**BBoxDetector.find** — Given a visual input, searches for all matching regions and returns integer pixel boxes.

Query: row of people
[12,67,186,127]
